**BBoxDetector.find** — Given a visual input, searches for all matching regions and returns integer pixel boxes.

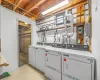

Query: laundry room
[0,0,100,80]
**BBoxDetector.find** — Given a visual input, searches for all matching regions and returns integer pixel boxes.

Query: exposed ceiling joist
[0,0,2,4]
[13,0,22,11]
[31,13,40,20]
[3,0,37,18]
[23,0,46,15]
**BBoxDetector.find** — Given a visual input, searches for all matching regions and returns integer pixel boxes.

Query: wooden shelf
[0,54,9,67]
[74,22,85,26]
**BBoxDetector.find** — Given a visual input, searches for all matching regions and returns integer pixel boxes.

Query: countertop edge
[30,45,94,58]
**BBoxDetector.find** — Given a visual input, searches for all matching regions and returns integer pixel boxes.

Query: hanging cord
[41,32,45,42]
[84,1,91,46]
[62,15,68,43]
[54,16,58,43]
[95,0,98,12]
[54,29,58,43]
[62,15,74,44]
[43,26,48,42]
[67,27,74,44]
[84,22,91,46]
[41,26,47,42]
[41,26,45,42]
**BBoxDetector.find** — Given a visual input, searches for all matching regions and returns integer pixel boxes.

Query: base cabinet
[29,46,36,67]
[29,46,94,80]
[35,48,45,73]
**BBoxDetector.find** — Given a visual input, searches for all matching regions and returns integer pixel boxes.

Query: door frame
[16,19,32,67]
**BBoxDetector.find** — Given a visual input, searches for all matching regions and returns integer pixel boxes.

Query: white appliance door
[63,58,92,80]
[45,51,61,72]
[36,48,45,72]
[29,46,36,67]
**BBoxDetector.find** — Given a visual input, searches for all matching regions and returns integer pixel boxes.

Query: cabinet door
[36,48,45,72]
[29,46,36,67]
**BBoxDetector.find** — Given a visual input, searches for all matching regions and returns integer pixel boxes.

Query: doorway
[18,21,31,67]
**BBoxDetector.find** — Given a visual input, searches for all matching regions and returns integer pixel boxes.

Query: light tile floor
[2,64,48,80]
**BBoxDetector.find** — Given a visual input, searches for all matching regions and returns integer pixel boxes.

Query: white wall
[92,0,100,80]
[0,6,38,74]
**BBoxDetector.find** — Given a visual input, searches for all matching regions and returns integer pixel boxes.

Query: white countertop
[30,45,94,58]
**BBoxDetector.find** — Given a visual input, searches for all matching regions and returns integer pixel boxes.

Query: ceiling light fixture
[41,0,69,15]
[25,22,28,25]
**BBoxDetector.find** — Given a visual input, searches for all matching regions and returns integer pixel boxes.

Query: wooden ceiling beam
[31,13,40,20]
[13,0,22,11]
[46,0,87,16]
[23,0,46,15]
[0,0,2,4]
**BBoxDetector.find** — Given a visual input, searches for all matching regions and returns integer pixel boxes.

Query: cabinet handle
[66,64,68,69]
[48,66,57,71]
[46,57,48,61]
[58,53,61,55]
[51,67,56,71]
[64,54,69,57]
[45,50,49,52]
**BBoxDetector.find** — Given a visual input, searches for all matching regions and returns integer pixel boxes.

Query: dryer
[45,49,62,80]
[62,53,94,80]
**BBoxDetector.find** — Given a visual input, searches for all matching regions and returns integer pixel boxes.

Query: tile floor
[2,64,48,80]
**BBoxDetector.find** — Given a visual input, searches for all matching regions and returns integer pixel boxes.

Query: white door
[63,58,92,80]
[45,50,61,72]
[36,48,45,72]
[29,46,36,67]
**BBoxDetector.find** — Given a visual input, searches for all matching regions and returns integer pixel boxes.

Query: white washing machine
[45,49,62,80]
[62,53,95,80]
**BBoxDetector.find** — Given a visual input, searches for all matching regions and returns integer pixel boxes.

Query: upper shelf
[37,22,85,33]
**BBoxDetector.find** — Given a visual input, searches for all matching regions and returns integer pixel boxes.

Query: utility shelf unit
[37,22,85,33]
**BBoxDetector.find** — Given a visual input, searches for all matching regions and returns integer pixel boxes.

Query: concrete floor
[2,64,48,80]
